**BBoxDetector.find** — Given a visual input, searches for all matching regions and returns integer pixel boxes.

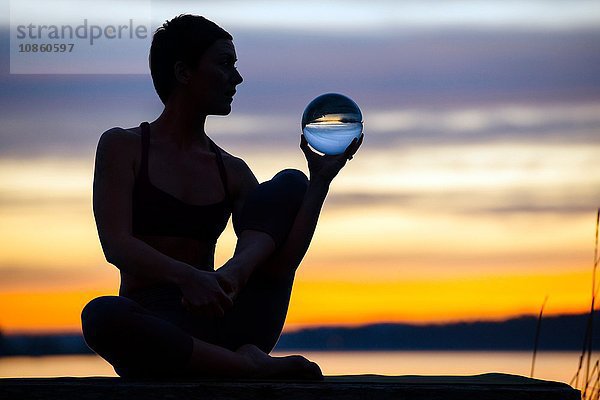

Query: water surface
[0,350,584,386]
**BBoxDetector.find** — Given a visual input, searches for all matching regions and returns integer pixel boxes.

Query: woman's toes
[307,361,324,380]
[235,344,323,380]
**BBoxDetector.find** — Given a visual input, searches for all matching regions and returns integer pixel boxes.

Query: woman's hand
[178,269,234,318]
[214,267,242,300]
[300,133,363,184]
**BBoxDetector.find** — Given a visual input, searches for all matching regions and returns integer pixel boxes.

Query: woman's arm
[229,157,260,239]
[212,157,276,294]
[217,133,363,295]
[276,133,364,269]
[93,128,232,316]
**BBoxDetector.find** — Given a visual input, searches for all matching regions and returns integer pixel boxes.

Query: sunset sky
[0,0,599,334]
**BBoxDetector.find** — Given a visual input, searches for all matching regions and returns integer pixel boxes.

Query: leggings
[81,169,309,378]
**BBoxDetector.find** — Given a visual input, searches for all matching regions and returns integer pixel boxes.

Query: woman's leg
[216,169,311,296]
[82,294,321,379]
[81,295,251,378]
[215,169,313,353]
[214,269,296,353]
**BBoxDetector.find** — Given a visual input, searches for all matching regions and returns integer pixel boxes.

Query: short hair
[149,14,233,105]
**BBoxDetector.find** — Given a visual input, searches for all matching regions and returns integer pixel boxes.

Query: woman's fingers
[300,134,312,157]
[343,133,364,160]
[300,132,362,182]
[300,133,308,147]
[302,133,363,160]
[181,297,191,309]
[216,272,235,297]
[219,290,235,309]
[211,304,226,318]
[181,289,233,317]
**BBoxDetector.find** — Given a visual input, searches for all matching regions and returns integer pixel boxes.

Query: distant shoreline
[1,311,597,357]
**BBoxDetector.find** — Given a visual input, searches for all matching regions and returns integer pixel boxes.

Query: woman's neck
[151,97,209,150]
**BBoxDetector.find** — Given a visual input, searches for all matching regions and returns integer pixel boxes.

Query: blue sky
[4,1,599,30]
[1,1,599,216]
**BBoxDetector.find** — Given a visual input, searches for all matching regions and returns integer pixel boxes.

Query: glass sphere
[301,93,363,155]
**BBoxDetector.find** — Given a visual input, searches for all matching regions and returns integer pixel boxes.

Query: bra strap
[139,121,150,179]
[209,139,232,205]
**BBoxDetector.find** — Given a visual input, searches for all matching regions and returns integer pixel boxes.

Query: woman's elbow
[101,244,120,266]
[98,235,128,266]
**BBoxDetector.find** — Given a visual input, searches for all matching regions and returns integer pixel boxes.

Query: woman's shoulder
[99,125,141,143]
[211,143,258,189]
[210,141,247,171]
[97,125,142,150]
[95,125,144,166]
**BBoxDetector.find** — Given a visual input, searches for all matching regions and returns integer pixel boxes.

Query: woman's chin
[208,104,232,116]
[215,110,232,117]
[215,102,231,115]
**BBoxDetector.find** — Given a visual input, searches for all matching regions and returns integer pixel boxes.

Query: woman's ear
[174,61,191,84]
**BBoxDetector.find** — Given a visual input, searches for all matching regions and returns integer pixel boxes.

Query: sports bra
[132,121,232,242]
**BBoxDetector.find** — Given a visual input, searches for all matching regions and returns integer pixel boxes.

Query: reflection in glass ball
[301,93,363,156]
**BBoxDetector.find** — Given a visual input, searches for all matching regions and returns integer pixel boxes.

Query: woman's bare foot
[236,344,323,380]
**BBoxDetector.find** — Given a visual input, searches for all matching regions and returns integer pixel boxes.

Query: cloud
[149,0,600,32]
[0,26,599,156]
[327,188,600,216]
[1,100,599,158]
[208,102,600,151]
[0,266,115,290]
[363,103,600,146]
[0,193,87,208]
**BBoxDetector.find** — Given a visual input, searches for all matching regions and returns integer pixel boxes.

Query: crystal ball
[301,93,363,155]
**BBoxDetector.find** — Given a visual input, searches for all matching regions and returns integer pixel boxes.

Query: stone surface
[0,373,581,400]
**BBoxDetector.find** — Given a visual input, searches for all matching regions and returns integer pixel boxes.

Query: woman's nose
[233,68,243,85]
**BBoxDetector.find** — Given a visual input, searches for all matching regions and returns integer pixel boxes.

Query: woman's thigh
[82,287,221,377]
[129,280,294,355]
[214,169,308,353]
[127,284,220,343]
[81,294,197,377]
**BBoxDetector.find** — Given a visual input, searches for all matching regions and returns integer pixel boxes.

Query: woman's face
[186,39,243,116]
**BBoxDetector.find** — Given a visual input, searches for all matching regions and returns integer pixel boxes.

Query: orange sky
[0,264,592,334]
[0,152,597,334]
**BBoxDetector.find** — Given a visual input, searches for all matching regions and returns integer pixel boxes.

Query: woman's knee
[273,168,307,181]
[273,169,309,194]
[238,169,308,244]
[82,296,125,325]
[269,169,309,209]
[81,296,133,348]
[81,295,193,377]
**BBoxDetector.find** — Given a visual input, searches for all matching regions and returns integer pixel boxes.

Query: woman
[81,14,362,379]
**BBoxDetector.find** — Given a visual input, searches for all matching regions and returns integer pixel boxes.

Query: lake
[0,350,586,387]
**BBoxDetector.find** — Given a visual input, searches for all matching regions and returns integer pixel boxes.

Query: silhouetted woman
[81,14,362,379]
